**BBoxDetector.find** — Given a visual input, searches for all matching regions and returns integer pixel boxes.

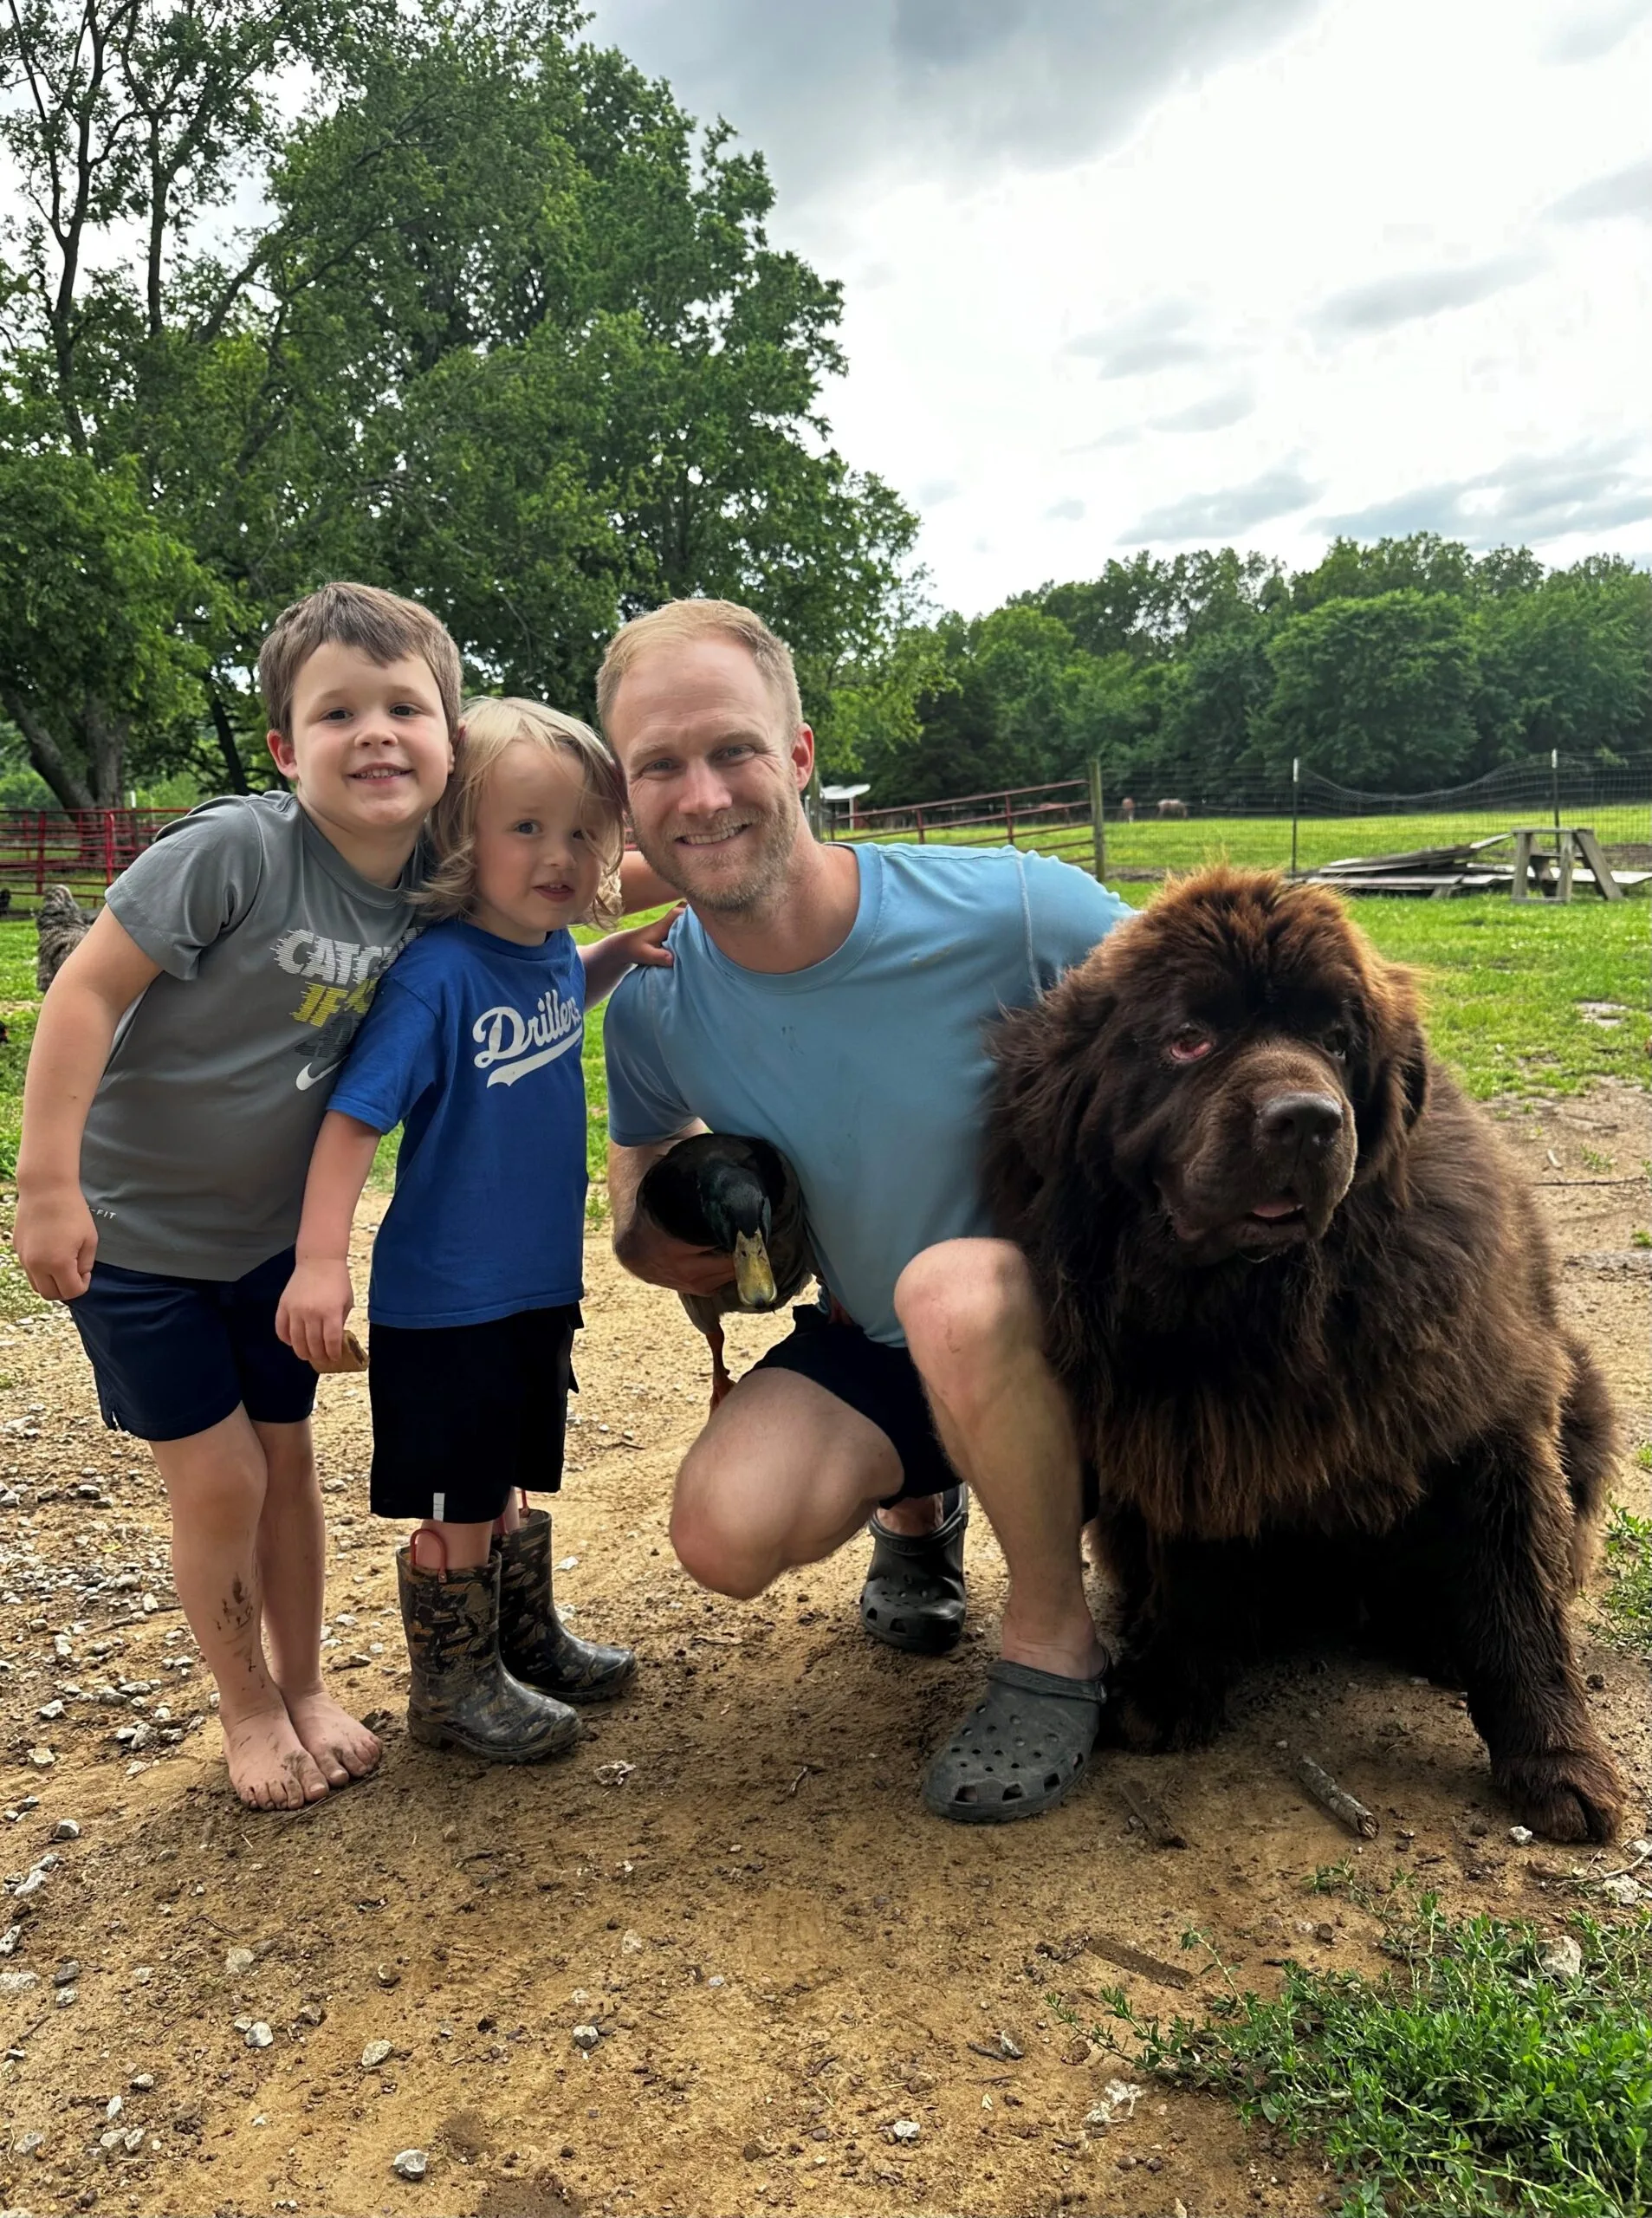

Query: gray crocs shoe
[860,1485,969,1655]
[923,1657,1107,1824]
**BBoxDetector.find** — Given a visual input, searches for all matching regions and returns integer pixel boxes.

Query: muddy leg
[1448,1432,1625,1844]
[151,1411,329,1811]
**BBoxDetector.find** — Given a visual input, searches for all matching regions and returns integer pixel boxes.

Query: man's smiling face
[606,635,813,916]
[268,640,453,855]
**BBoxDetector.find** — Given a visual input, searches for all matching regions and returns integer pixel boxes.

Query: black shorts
[751,1304,960,1506]
[68,1248,317,1442]
[368,1304,580,1524]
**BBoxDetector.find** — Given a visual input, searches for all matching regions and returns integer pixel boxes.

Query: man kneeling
[600,600,1130,1822]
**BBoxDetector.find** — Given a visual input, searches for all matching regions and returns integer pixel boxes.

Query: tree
[0,1,919,783]
[1261,590,1479,788]
[0,447,214,805]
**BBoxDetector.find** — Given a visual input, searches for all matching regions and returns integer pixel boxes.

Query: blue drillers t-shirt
[604,843,1130,1346]
[329,919,587,1328]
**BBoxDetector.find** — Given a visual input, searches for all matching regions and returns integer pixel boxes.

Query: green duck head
[703,1168,778,1308]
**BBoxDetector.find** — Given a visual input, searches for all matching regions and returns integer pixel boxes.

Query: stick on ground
[1118,1775,1189,1849]
[1296,1754,1379,1839]
[1085,1934,1195,1990]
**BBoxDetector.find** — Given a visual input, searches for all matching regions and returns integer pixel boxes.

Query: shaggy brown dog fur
[985,866,1625,1843]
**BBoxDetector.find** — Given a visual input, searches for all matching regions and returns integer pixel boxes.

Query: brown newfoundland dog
[984,866,1624,1843]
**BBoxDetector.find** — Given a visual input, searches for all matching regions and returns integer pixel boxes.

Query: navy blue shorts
[367,1304,580,1524]
[68,1248,317,1442]
[751,1304,960,1506]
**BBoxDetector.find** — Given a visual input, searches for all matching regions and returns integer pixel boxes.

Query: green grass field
[1100,1879,1652,2218]
[838,801,1650,878]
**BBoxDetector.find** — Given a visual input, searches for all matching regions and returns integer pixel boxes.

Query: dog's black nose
[1257,1091,1344,1152]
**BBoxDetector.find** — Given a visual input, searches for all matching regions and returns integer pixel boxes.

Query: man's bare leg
[253,1418,380,1787]
[151,1412,330,1811]
[896,1238,1105,1683]
[670,1371,903,1599]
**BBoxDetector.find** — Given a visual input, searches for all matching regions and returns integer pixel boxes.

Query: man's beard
[635,795,801,917]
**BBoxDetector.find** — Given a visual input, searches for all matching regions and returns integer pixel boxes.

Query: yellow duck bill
[733,1230,778,1307]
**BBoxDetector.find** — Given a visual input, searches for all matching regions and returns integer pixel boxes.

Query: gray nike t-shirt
[80,792,419,1279]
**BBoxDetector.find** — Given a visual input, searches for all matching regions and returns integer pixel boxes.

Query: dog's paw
[1106,1675,1227,1754]
[1495,1746,1627,1844]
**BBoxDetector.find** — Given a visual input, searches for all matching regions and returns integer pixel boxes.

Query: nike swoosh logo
[295,1064,327,1092]
[483,1030,582,1086]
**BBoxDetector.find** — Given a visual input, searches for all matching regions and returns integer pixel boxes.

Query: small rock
[1599,1874,1642,1907]
[571,2024,601,2050]
[123,2124,144,2152]
[54,1985,76,2007]
[392,2148,428,2181]
[996,2030,1023,2059]
[890,2117,920,2143]
[25,1747,53,1769]
[0,1970,39,1994]
[51,1819,80,1842]
[36,1701,63,1722]
[130,2072,155,2091]
[295,2001,325,2026]
[51,1960,79,1986]
[1060,2036,1090,2066]
[106,2096,123,2120]
[594,1761,633,1787]
[16,2127,45,2155]
[1508,1826,1535,1845]
[1538,1935,1584,1981]
[375,1962,401,1988]
[557,1555,580,1572]
[361,2039,393,2068]
[1312,1921,1336,1944]
[246,2020,274,2048]
[0,1924,20,1956]
[224,1947,255,1975]
[620,1929,645,1953]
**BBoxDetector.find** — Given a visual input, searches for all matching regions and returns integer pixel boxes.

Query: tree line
[0,6,1646,815]
[848,540,1652,810]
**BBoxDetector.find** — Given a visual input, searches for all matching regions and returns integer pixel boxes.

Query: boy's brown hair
[258,581,464,738]
[595,597,803,737]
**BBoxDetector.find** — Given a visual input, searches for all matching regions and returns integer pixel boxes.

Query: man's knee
[895,1238,1040,1396]
[669,1448,781,1601]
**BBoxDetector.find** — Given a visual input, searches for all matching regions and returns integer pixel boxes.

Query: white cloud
[588,0,1652,607]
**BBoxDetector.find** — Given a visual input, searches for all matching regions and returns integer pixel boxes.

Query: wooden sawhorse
[1508,825,1623,903]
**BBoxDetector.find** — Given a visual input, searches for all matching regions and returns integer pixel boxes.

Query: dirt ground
[0,1083,1647,2218]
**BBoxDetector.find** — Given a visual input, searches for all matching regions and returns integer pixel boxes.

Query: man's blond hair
[258,580,463,739]
[596,599,803,737]
[418,697,627,925]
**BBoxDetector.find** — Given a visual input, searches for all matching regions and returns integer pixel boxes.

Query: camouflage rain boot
[397,1545,581,1761]
[496,1509,636,1702]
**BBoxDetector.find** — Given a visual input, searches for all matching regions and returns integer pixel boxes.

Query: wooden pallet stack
[1299,825,1647,900]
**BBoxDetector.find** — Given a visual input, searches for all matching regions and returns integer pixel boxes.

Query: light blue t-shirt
[604,843,1130,1346]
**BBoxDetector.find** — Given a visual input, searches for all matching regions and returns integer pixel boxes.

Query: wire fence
[2,752,1646,909]
[823,753,1652,885]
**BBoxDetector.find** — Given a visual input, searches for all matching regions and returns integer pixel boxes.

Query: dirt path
[0,1085,1646,2218]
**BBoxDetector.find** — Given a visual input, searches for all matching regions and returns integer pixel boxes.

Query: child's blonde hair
[418,697,627,924]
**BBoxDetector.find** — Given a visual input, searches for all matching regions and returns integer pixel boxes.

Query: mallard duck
[637,1132,813,1408]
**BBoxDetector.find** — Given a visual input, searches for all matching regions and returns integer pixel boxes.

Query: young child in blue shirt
[276,697,674,1761]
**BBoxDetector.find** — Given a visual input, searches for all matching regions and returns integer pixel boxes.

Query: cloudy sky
[586,0,1652,613]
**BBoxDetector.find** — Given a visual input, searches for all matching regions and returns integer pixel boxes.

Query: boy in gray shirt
[14,582,458,1810]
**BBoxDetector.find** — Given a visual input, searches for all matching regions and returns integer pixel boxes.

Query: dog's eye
[1321,1026,1352,1060]
[1167,1026,1214,1063]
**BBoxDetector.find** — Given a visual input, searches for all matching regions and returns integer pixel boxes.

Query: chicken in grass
[637,1132,813,1410]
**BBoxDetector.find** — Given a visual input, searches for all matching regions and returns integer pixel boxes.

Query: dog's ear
[983,975,1118,1228]
[1352,960,1428,1193]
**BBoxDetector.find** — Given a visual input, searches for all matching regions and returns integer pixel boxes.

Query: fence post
[1291,758,1300,878]
[1004,793,1014,846]
[1088,757,1105,880]
[1552,748,1560,840]
[35,812,46,895]
[915,806,926,844]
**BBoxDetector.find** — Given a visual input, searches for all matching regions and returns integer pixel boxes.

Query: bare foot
[221,1702,332,1811]
[283,1684,382,1788]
